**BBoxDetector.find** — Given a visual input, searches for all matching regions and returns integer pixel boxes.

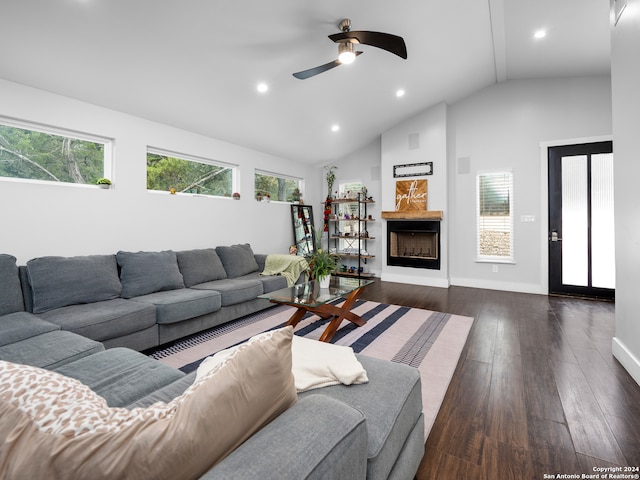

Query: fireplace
[387,220,440,270]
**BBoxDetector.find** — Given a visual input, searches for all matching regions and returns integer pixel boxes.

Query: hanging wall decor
[393,162,433,178]
[395,179,427,211]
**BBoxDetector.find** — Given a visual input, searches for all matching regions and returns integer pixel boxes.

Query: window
[477,171,513,261]
[254,170,302,202]
[147,148,235,197]
[0,118,110,185]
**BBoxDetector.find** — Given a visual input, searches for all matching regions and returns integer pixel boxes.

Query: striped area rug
[148,299,474,438]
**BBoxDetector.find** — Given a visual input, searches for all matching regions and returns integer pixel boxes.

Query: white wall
[611,0,640,385]
[380,102,449,287]
[448,76,612,293]
[0,79,321,264]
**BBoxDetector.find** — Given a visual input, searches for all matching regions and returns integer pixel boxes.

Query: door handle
[549,231,562,242]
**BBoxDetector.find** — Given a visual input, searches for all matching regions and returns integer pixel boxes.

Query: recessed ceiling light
[534,30,546,39]
[256,83,269,93]
[331,125,340,132]
[396,89,406,98]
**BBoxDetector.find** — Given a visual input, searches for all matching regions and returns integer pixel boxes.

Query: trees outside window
[254,170,302,202]
[0,120,109,185]
[147,149,235,197]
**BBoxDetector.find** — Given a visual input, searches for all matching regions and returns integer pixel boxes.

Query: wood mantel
[381,210,443,220]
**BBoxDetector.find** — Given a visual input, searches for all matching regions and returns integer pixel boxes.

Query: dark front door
[548,141,614,299]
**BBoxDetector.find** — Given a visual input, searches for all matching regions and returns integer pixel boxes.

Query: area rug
[148,299,474,438]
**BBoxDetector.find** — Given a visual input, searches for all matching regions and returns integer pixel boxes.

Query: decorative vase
[318,275,331,289]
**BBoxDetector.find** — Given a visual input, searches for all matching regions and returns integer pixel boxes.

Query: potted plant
[325,166,337,199]
[96,177,112,189]
[307,229,338,288]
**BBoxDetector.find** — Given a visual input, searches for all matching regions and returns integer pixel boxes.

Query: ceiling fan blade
[292,51,363,80]
[293,60,340,80]
[329,31,407,59]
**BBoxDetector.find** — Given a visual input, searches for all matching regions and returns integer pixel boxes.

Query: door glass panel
[561,155,588,286]
[591,153,615,288]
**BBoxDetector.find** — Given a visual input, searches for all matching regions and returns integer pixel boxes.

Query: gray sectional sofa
[17,244,289,351]
[0,250,425,479]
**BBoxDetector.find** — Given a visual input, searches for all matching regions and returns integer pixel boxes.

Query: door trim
[539,135,613,295]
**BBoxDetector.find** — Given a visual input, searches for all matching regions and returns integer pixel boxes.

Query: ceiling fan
[292,19,408,80]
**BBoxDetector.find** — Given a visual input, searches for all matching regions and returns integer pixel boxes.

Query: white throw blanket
[196,333,368,393]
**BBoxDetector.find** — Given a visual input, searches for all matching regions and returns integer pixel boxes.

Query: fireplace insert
[387,220,440,270]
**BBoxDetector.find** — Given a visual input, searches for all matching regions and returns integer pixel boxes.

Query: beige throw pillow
[0,326,296,480]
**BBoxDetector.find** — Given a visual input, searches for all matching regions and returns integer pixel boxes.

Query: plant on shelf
[96,177,112,189]
[307,229,338,288]
[324,165,337,199]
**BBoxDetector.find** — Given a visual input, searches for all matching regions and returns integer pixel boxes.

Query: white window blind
[477,171,513,260]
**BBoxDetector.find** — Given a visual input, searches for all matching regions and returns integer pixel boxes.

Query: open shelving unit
[325,195,375,278]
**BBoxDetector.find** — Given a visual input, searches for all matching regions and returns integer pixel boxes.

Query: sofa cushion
[129,288,222,325]
[0,327,297,480]
[38,298,157,343]
[215,244,259,278]
[237,271,288,294]
[176,248,227,287]
[0,330,104,370]
[191,278,263,306]
[0,312,59,347]
[0,254,24,316]
[53,348,185,407]
[26,255,122,314]
[299,354,423,480]
[117,250,184,299]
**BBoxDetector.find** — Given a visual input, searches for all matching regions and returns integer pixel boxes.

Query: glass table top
[258,276,374,308]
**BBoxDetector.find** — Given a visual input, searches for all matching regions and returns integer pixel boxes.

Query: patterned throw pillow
[0,326,296,479]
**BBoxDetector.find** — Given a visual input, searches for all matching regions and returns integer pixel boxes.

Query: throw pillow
[215,243,259,278]
[197,331,369,393]
[26,255,122,314]
[176,248,227,287]
[0,254,24,316]
[0,326,296,480]
[117,250,185,299]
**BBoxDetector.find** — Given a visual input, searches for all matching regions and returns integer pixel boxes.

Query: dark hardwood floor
[358,280,640,480]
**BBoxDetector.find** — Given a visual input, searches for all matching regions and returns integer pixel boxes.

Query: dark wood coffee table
[258,276,374,342]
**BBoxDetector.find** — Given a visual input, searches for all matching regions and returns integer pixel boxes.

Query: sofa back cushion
[0,254,24,316]
[176,248,227,287]
[0,326,297,480]
[117,250,184,299]
[26,255,122,314]
[215,244,259,278]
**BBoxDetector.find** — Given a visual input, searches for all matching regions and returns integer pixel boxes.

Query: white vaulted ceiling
[0,0,611,164]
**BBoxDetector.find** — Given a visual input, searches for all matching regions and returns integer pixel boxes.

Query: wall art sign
[393,162,433,178]
[395,179,428,211]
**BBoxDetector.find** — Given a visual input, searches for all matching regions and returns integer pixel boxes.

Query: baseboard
[380,272,450,288]
[612,337,640,386]
[450,277,544,295]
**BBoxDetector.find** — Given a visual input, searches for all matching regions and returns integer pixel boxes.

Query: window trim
[0,115,113,186]
[146,146,238,198]
[476,169,514,263]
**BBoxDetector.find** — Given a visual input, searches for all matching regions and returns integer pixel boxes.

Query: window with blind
[477,171,514,261]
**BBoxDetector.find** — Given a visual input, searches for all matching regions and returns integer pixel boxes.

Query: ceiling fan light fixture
[338,42,356,64]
